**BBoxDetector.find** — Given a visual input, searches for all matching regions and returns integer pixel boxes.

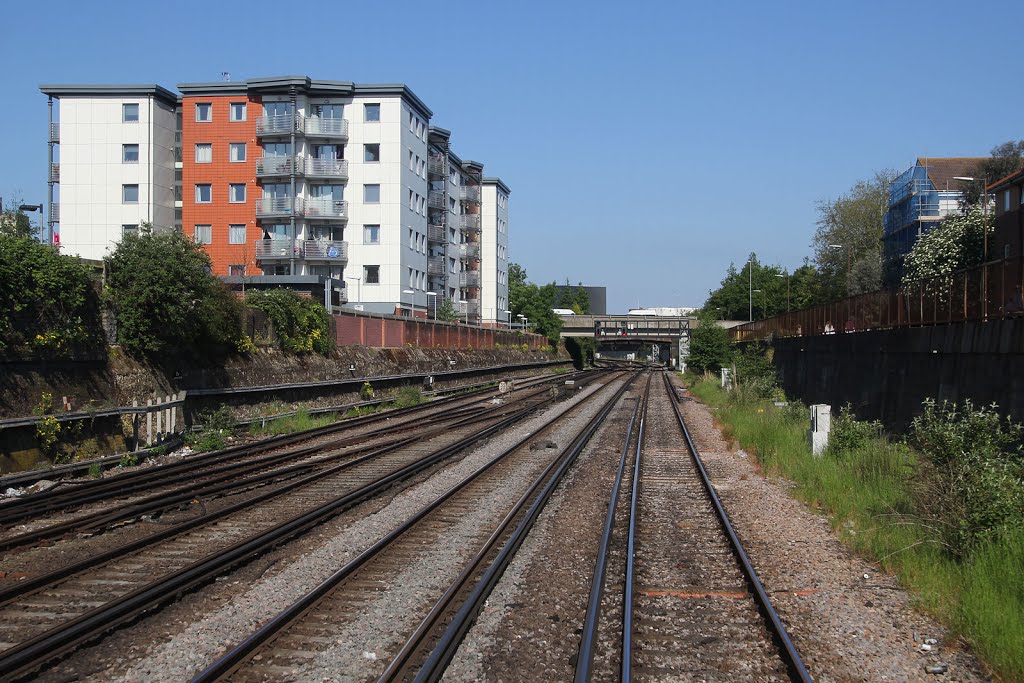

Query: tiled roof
[988,167,1024,191]
[918,157,987,192]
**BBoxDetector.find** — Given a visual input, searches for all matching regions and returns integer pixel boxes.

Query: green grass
[249,408,336,437]
[687,375,1024,681]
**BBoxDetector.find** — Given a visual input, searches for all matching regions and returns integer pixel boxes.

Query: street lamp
[828,243,851,293]
[775,272,790,312]
[345,275,361,305]
[746,257,754,322]
[505,309,513,329]
[19,204,44,243]
[427,291,438,319]
[402,289,415,317]
[517,313,526,330]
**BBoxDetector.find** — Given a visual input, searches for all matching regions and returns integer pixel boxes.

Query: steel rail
[573,372,649,682]
[0,390,561,681]
[403,372,640,683]
[661,372,812,683]
[189,371,627,683]
[621,371,648,681]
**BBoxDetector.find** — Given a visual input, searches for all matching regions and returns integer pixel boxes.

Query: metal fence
[733,257,1023,341]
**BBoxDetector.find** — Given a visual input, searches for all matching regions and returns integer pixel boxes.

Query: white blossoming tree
[902,208,992,288]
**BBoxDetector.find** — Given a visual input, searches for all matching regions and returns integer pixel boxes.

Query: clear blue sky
[3,0,1022,313]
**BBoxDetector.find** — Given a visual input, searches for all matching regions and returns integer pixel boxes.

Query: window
[364,143,380,163]
[408,228,415,250]
[229,224,246,244]
[229,183,246,203]
[123,184,139,203]
[364,184,380,203]
[409,267,415,287]
[123,103,139,122]
[1005,190,1011,212]
[364,224,380,244]
[364,103,380,122]
[195,184,212,203]
[122,224,138,237]
[409,189,415,210]
[123,144,139,163]
[195,143,212,163]
[409,150,414,171]
[194,225,212,244]
[195,102,212,122]
[364,265,380,284]
[229,143,246,162]
[229,265,246,276]
[229,102,247,122]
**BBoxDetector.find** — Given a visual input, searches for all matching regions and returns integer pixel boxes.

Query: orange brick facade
[181,93,262,276]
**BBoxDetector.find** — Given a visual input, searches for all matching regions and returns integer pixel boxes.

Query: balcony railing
[305,158,349,179]
[427,257,445,275]
[256,196,301,217]
[256,113,301,136]
[49,122,59,143]
[49,203,59,223]
[460,298,481,319]
[304,117,348,138]
[427,224,446,243]
[304,197,348,220]
[49,163,59,182]
[428,154,445,176]
[303,239,348,261]
[459,185,481,202]
[256,155,304,177]
[459,271,481,288]
[254,239,296,260]
[427,191,446,210]
[459,214,481,230]
[458,243,480,259]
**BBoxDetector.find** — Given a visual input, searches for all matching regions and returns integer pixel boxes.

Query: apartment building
[40,76,510,326]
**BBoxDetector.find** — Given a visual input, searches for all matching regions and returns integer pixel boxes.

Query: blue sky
[3,0,1022,313]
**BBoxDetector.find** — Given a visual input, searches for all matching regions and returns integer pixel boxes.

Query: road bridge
[559,314,692,366]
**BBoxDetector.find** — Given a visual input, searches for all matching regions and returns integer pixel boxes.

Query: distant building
[553,285,607,315]
[988,168,1024,306]
[883,158,985,283]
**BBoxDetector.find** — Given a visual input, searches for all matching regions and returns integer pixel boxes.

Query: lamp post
[954,176,990,318]
[751,289,762,319]
[746,257,754,322]
[775,272,790,312]
[19,204,44,243]
[427,291,438,319]
[505,309,513,329]
[344,275,361,306]
[517,313,526,330]
[402,289,415,317]
[828,243,850,294]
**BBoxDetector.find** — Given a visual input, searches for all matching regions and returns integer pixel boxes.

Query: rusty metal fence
[733,257,1023,341]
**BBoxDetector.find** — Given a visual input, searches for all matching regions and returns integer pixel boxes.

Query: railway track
[188,371,640,682]
[576,371,810,681]
[0,371,605,681]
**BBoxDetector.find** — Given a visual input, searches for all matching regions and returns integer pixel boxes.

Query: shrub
[688,310,732,374]
[828,404,884,456]
[246,289,333,355]
[360,381,375,400]
[733,341,780,400]
[391,386,422,408]
[33,392,61,457]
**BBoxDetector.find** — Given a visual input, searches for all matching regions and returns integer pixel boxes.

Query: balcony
[428,154,445,176]
[304,197,348,220]
[304,117,348,139]
[254,239,296,260]
[49,122,59,143]
[49,203,59,223]
[458,242,480,260]
[256,155,304,177]
[256,196,301,218]
[427,224,446,243]
[459,271,481,288]
[459,185,481,203]
[427,191,445,210]
[460,298,481,319]
[305,158,349,180]
[303,239,348,262]
[459,214,481,230]
[49,163,59,182]
[256,113,301,136]
[427,256,445,275]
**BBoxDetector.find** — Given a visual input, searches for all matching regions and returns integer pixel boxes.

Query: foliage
[186,406,235,453]
[686,310,732,374]
[391,386,422,408]
[105,228,242,360]
[0,198,36,239]
[250,408,335,436]
[246,289,333,355]
[88,462,103,478]
[828,404,883,456]
[0,234,104,358]
[360,381,375,400]
[902,208,991,287]
[908,399,1024,557]
[812,170,893,301]
[732,341,780,399]
[235,334,257,354]
[554,281,592,314]
[118,452,138,468]
[507,262,562,345]
[434,297,460,322]
[564,336,595,368]
[32,392,61,457]
[700,253,792,320]
[960,140,1024,206]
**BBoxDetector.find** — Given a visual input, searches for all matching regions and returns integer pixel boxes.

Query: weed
[88,462,103,478]
[391,387,422,409]
[360,381,375,400]
[118,452,138,468]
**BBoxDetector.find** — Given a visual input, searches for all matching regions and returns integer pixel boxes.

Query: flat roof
[40,84,178,106]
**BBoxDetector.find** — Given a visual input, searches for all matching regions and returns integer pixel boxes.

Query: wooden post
[146,398,153,445]
[155,396,163,438]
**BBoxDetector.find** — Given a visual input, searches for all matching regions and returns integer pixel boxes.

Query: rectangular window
[1005,190,1011,212]
[123,184,139,203]
[364,184,380,203]
[195,184,212,203]
[229,143,246,162]
[229,265,246,276]
[194,225,212,244]
[123,144,139,163]
[229,183,246,203]
[408,189,414,210]
[408,228,415,250]
[364,265,380,284]
[409,267,415,287]
[409,150,414,171]
[122,224,138,237]
[229,102,247,122]
[364,224,380,244]
[364,103,380,122]
[195,143,212,163]
[123,103,139,122]
[195,102,212,122]
[364,143,380,162]
[228,224,246,244]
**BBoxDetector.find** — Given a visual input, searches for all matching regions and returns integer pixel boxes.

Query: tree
[961,140,1024,206]
[789,260,822,310]
[507,262,562,345]
[687,310,731,374]
[105,227,242,360]
[1,194,36,239]
[435,297,460,322]
[812,170,894,301]
[701,253,789,320]
[902,207,991,287]
[555,281,591,315]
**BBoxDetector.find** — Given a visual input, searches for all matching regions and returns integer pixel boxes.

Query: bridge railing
[733,256,1023,341]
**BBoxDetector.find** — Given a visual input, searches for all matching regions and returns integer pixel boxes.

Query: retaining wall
[333,313,547,350]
